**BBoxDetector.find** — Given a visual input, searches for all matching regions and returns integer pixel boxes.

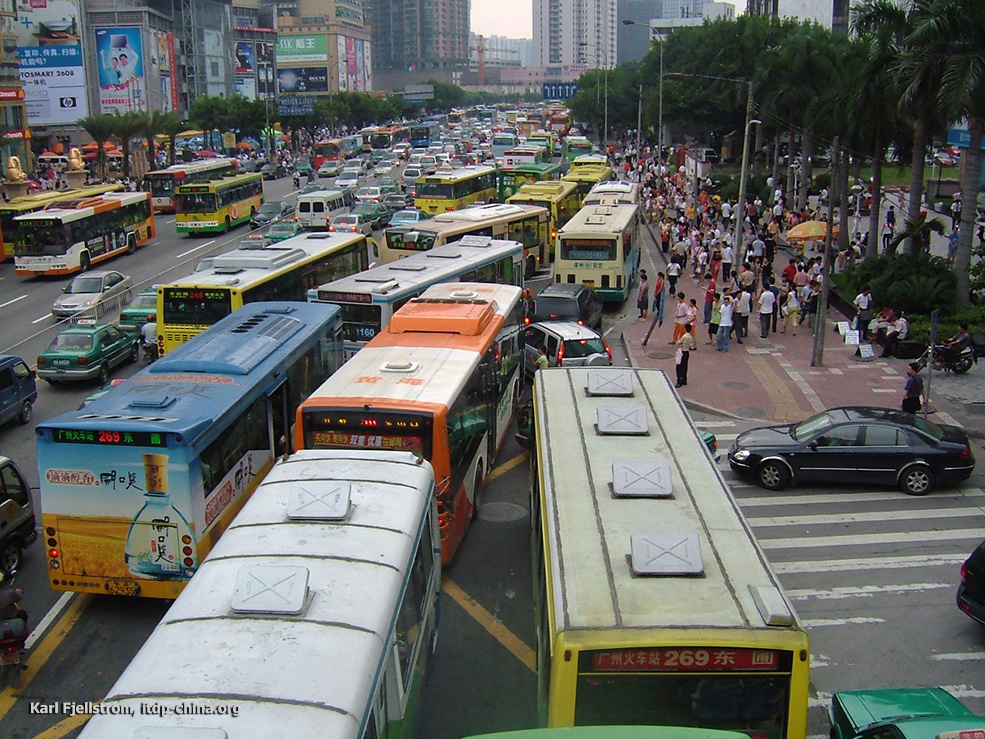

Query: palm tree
[141,110,176,171]
[157,111,186,167]
[112,111,146,180]
[78,114,116,180]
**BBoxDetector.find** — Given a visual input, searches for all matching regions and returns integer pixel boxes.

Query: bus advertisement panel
[175,172,264,234]
[36,301,345,599]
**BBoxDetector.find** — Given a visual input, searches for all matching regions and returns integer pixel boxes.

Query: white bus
[555,203,640,303]
[310,235,524,358]
[78,450,440,739]
[296,189,353,230]
[491,132,520,161]
[583,180,640,206]
[523,367,810,734]
[144,158,239,213]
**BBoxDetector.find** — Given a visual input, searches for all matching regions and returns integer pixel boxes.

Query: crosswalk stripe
[747,506,985,528]
[802,616,884,627]
[733,488,985,507]
[932,652,985,662]
[695,421,737,428]
[760,528,984,550]
[771,553,966,574]
[786,582,950,600]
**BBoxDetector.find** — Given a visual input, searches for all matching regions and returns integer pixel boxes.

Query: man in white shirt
[758,288,776,338]
[716,294,734,352]
[720,244,733,285]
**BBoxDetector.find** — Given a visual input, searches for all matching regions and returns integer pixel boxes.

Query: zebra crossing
[696,419,985,735]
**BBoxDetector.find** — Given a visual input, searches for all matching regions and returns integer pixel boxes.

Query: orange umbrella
[236,141,254,150]
[82,141,100,151]
[786,220,841,242]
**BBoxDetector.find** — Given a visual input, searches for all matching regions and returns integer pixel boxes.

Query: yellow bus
[569,153,610,172]
[555,203,640,302]
[380,202,550,279]
[0,184,122,262]
[157,231,372,354]
[523,367,810,736]
[526,131,556,161]
[561,164,615,199]
[175,172,264,234]
[414,165,498,216]
[507,180,582,245]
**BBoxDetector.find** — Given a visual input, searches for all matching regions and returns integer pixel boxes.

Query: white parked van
[296,189,353,230]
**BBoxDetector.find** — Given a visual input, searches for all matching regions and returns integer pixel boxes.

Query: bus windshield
[176,193,217,214]
[560,238,617,261]
[145,174,174,197]
[16,223,70,255]
[161,287,232,326]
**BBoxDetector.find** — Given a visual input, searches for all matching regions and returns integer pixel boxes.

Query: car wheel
[757,460,790,490]
[128,342,140,363]
[97,364,109,386]
[80,252,91,271]
[0,540,21,576]
[17,400,32,425]
[900,465,934,495]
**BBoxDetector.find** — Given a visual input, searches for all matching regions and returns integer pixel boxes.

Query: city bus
[583,180,641,206]
[569,153,610,172]
[491,132,520,161]
[77,449,439,739]
[561,164,615,199]
[507,180,582,251]
[296,282,525,565]
[0,184,123,262]
[370,124,411,151]
[410,120,441,149]
[502,145,549,167]
[358,126,378,152]
[310,235,524,358]
[526,131,556,161]
[563,136,596,162]
[341,135,362,158]
[144,158,239,213]
[175,172,264,234]
[312,138,343,169]
[381,202,550,279]
[549,111,570,133]
[498,162,562,202]
[13,191,155,277]
[556,203,640,302]
[415,165,498,215]
[157,231,372,354]
[35,301,346,599]
[524,367,810,735]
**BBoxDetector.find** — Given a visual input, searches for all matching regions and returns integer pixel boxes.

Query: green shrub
[833,252,957,317]
[908,305,985,342]
[718,174,768,202]
[813,172,831,192]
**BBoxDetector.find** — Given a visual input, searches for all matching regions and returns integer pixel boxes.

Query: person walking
[703,273,716,326]
[670,292,689,343]
[716,295,734,352]
[757,285,776,339]
[708,293,721,345]
[636,269,649,320]
[652,271,666,326]
[720,243,733,288]
[734,289,751,344]
[675,323,695,388]
[780,287,799,335]
[534,344,550,373]
[901,362,924,414]
[666,258,681,294]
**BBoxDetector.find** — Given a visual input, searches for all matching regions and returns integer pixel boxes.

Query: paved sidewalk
[621,227,985,439]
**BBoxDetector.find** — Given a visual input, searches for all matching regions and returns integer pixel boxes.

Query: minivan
[296,189,352,230]
[530,283,603,329]
[0,456,37,574]
[0,355,37,426]
[523,321,611,377]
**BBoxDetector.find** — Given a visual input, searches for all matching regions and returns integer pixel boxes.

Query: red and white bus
[296,282,525,565]
[313,138,343,169]
[143,158,239,213]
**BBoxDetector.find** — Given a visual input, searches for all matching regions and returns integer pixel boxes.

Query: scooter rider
[140,314,158,356]
[940,322,972,361]
[0,584,26,623]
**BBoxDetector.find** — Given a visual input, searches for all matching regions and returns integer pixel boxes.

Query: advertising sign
[337,35,372,92]
[277,67,328,94]
[235,41,254,74]
[278,96,314,117]
[19,45,89,125]
[235,75,257,100]
[276,34,328,64]
[95,27,146,113]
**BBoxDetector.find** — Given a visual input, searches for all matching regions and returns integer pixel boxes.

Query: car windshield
[128,294,156,310]
[67,276,104,294]
[258,203,280,215]
[563,337,606,358]
[792,411,836,441]
[51,333,93,351]
[269,223,294,233]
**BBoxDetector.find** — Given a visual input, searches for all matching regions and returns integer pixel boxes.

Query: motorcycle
[142,340,159,364]
[0,572,28,687]
[913,343,976,375]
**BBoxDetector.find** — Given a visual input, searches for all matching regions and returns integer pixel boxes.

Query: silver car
[523,321,611,378]
[52,270,133,320]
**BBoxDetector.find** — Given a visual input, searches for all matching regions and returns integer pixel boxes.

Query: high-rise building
[370,0,469,90]
[533,0,617,70]
[616,0,660,63]
[746,0,857,33]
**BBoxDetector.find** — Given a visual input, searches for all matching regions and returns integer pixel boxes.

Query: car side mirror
[62,286,68,293]
[807,441,818,451]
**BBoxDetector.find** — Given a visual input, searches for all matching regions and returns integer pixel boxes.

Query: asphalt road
[0,166,983,738]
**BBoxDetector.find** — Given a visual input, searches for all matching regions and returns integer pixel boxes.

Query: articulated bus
[562,136,596,162]
[310,236,524,358]
[525,367,810,735]
[0,184,122,262]
[583,180,641,207]
[36,301,346,599]
[381,202,549,279]
[507,180,582,247]
[415,165,498,215]
[296,282,525,565]
[556,203,640,302]
[175,172,264,234]
[13,192,155,277]
[561,164,616,199]
[144,158,239,213]
[370,124,411,151]
[78,450,439,739]
[498,162,561,201]
[157,232,372,354]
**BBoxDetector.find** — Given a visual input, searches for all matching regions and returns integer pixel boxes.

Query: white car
[355,186,384,204]
[419,156,438,174]
[391,143,411,159]
[335,173,361,189]
[328,213,372,236]
[401,167,423,190]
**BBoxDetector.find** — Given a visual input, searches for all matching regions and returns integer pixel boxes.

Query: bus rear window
[560,238,616,261]
[417,182,453,199]
[385,229,437,252]
[302,409,433,458]
[161,288,232,326]
[338,303,382,342]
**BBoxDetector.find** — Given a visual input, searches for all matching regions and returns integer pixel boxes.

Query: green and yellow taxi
[830,687,985,739]
[265,220,301,242]
[37,322,139,385]
[118,288,158,333]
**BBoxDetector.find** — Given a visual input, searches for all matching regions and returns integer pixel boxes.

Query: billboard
[235,41,254,75]
[277,67,328,94]
[94,27,146,114]
[276,35,328,64]
[15,0,90,125]
[337,35,371,92]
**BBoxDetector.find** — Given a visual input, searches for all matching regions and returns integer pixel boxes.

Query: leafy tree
[141,110,181,171]
[228,96,267,143]
[188,95,231,150]
[111,111,145,180]
[157,111,186,167]
[78,113,116,180]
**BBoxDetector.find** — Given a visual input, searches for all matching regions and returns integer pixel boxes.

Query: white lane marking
[164,218,175,224]
[772,553,966,574]
[872,388,898,393]
[809,693,832,709]
[176,238,216,258]
[734,488,985,507]
[695,421,737,428]
[786,582,951,601]
[0,294,27,309]
[802,616,885,627]
[761,528,984,550]
[25,591,74,649]
[785,363,826,412]
[811,653,831,668]
[747,506,985,528]
[940,685,985,700]
[32,313,53,324]
[932,652,985,661]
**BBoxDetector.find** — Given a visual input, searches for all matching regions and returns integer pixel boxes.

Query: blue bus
[410,120,441,149]
[36,301,345,599]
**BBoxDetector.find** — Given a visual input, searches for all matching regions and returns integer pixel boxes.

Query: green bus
[498,162,562,200]
[175,172,265,234]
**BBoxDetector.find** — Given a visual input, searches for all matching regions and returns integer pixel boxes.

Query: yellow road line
[745,354,805,422]
[443,578,536,673]
[488,451,528,482]
[31,710,94,739]
[0,593,93,721]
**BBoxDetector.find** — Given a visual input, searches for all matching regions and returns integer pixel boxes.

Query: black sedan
[727,406,975,495]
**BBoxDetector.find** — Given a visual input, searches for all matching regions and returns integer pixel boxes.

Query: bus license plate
[107,579,139,596]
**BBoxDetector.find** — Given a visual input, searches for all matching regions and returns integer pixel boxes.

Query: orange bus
[295,282,525,564]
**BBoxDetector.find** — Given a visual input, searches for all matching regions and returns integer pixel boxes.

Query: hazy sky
[470,0,748,39]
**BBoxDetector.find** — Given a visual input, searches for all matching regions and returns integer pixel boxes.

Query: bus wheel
[126,234,136,254]
[471,462,485,521]
[80,252,91,271]
[225,216,231,232]
[525,256,535,280]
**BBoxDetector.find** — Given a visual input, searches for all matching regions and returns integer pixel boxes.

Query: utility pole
[732,78,755,260]
[811,136,838,368]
